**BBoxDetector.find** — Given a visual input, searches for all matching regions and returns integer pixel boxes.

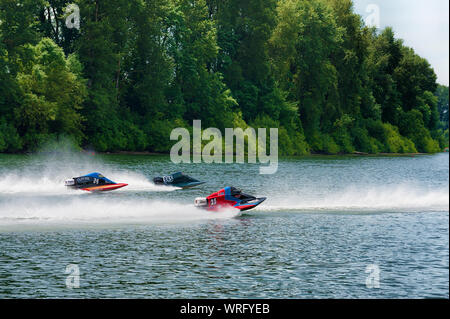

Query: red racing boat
[194,187,266,212]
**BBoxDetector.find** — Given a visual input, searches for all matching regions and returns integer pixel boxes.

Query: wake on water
[0,152,239,226]
[0,151,448,226]
[258,185,449,213]
[0,172,176,194]
[0,197,239,226]
[0,152,175,195]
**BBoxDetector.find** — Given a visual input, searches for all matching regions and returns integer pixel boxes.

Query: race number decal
[163,175,174,184]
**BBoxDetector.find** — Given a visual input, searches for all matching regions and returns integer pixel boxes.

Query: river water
[0,152,448,298]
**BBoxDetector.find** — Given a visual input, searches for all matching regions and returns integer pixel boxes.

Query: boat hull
[233,197,266,211]
[175,181,205,189]
[195,187,266,212]
[81,183,128,192]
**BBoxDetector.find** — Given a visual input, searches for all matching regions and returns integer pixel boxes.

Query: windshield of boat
[230,187,255,200]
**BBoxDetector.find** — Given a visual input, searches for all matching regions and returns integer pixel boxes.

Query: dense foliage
[0,0,448,154]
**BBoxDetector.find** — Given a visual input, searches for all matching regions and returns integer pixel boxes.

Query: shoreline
[1,150,446,157]
[94,151,438,157]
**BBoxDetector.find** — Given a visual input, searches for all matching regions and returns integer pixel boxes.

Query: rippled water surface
[0,152,448,298]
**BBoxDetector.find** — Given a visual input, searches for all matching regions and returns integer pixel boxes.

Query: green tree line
[0,0,448,154]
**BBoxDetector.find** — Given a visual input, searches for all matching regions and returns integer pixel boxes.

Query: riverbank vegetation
[0,0,448,154]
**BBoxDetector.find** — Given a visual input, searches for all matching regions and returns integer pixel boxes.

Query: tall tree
[166,0,236,130]
[208,0,279,122]
[14,38,86,149]
[74,0,132,151]
[366,27,403,126]
[436,84,449,130]
[269,0,343,151]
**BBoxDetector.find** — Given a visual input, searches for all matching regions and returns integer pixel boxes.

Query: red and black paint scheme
[64,172,128,192]
[194,187,266,212]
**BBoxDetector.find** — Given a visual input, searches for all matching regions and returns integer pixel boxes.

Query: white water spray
[260,184,449,213]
